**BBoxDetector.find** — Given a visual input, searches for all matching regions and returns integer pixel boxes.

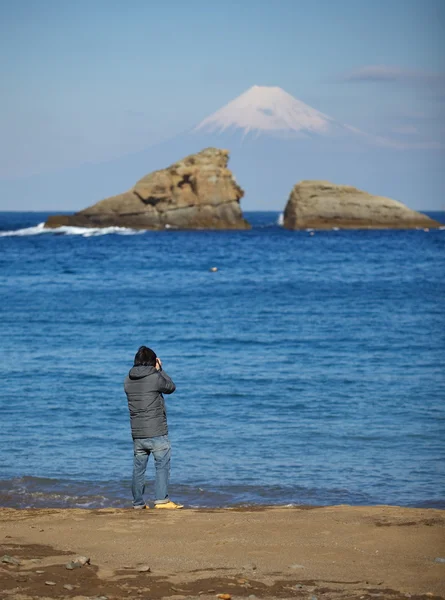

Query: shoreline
[2,493,444,511]
[3,502,445,511]
[1,505,444,600]
[2,477,443,512]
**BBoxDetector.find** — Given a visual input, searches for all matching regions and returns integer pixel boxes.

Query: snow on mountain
[194,85,416,149]
[195,85,347,137]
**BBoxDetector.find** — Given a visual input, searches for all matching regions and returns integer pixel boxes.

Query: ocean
[1,211,444,509]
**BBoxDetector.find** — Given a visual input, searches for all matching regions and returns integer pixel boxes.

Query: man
[124,346,183,509]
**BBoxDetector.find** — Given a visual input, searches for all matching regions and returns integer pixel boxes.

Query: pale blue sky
[0,0,444,208]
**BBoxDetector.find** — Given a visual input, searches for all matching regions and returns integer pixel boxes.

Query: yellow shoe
[154,501,184,509]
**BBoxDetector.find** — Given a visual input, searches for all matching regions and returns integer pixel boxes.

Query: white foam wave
[0,222,47,237]
[0,222,145,237]
[277,212,284,226]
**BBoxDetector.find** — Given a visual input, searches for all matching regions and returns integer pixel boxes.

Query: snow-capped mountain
[194,85,358,139]
[1,85,440,211]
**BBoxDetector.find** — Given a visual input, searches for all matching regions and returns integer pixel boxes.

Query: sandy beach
[1,505,444,600]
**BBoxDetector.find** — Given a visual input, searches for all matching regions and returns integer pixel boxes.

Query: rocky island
[45,148,250,230]
[283,180,441,230]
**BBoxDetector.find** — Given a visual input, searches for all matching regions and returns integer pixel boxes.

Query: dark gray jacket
[124,365,176,439]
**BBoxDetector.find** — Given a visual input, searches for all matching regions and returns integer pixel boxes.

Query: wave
[0,222,145,237]
[0,476,123,509]
[3,220,443,237]
[0,475,389,509]
[6,476,439,510]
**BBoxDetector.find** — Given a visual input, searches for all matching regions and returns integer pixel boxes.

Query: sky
[0,0,444,210]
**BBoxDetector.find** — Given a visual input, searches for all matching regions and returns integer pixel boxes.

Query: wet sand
[1,505,444,599]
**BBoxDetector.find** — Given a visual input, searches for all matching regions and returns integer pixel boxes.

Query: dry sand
[1,505,444,600]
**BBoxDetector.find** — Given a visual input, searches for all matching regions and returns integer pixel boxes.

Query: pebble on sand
[217,595,231,600]
[434,557,445,563]
[1,555,21,565]
[66,555,91,569]
[138,565,151,572]
[45,581,57,586]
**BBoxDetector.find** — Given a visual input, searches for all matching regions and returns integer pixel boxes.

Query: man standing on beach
[124,346,183,509]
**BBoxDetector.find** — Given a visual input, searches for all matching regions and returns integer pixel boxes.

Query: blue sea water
[0,211,444,509]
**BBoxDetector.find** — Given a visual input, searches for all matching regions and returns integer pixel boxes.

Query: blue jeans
[132,435,171,507]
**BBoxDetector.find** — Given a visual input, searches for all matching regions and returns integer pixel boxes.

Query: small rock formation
[45,148,250,230]
[283,181,441,230]
[1,555,21,565]
[65,556,90,569]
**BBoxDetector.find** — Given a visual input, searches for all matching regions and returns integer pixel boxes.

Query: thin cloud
[338,123,442,150]
[340,65,445,86]
[391,126,418,135]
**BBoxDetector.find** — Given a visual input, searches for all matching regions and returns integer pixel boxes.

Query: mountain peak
[195,85,335,136]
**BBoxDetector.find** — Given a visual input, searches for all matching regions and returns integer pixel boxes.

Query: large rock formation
[45,148,250,230]
[283,181,441,230]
